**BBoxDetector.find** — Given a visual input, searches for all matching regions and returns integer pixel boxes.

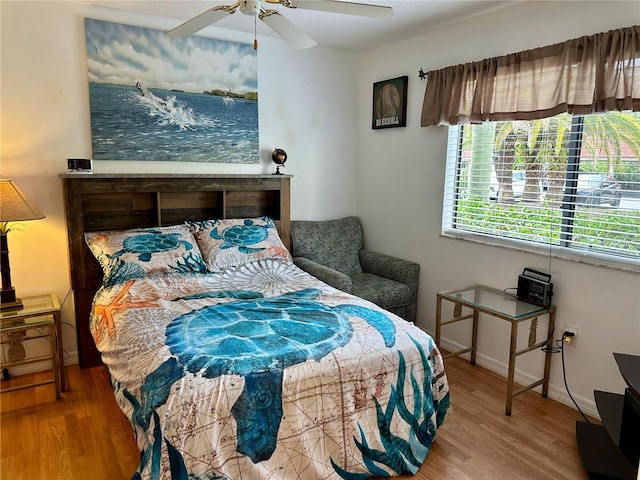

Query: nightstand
[0,293,65,399]
[435,284,555,415]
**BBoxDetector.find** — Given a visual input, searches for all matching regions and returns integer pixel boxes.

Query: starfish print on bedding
[261,244,290,260]
[92,280,158,342]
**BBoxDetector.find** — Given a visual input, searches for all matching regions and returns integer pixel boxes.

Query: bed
[61,174,450,480]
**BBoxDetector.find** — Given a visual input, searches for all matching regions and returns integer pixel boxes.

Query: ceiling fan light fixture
[169,0,392,49]
[240,0,261,16]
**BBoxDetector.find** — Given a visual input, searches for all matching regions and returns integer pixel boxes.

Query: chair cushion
[290,217,363,278]
[351,273,412,311]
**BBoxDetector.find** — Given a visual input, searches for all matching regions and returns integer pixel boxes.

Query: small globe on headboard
[271,148,287,175]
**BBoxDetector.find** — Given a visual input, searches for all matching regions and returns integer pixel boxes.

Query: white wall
[0,1,358,365]
[356,1,640,417]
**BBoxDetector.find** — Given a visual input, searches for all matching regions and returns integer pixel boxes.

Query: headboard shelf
[61,173,292,368]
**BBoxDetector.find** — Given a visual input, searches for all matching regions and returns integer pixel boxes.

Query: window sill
[441,229,640,274]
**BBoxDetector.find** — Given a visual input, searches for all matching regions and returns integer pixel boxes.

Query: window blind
[442,113,640,270]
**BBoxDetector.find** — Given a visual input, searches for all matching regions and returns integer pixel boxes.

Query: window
[442,112,640,270]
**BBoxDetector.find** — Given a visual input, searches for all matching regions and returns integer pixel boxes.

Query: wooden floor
[0,355,592,480]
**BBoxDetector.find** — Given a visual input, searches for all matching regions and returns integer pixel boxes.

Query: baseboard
[2,351,79,378]
[435,336,599,420]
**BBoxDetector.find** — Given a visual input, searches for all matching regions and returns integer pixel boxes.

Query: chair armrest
[359,249,420,292]
[293,257,353,293]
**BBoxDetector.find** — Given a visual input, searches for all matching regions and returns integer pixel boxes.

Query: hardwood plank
[1,356,591,479]
[1,366,139,479]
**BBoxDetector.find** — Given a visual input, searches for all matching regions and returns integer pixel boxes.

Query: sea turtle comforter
[90,258,450,480]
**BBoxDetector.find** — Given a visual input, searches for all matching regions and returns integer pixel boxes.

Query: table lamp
[0,179,45,311]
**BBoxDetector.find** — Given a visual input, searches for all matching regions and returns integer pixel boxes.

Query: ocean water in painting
[89,83,258,163]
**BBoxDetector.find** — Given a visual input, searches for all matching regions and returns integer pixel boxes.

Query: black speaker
[67,158,93,173]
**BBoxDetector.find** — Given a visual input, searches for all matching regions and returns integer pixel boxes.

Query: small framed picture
[372,75,408,129]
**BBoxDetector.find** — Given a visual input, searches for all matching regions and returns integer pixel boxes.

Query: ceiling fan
[167,0,393,50]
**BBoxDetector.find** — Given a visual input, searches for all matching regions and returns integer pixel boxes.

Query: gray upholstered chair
[290,216,419,322]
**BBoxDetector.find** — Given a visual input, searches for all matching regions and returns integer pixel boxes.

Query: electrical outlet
[562,325,580,347]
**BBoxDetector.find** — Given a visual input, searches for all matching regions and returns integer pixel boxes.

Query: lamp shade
[0,179,45,222]
[0,179,45,311]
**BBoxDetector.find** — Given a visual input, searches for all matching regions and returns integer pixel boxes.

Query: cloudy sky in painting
[85,18,257,94]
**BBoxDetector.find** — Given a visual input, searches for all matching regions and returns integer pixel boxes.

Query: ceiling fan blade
[259,10,317,49]
[167,4,238,37]
[285,0,393,18]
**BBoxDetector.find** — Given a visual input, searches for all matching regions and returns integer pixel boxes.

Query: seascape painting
[84,18,258,163]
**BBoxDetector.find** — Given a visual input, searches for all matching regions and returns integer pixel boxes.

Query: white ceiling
[86,0,521,52]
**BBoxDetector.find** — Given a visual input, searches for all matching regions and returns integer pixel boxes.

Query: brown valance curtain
[421,25,640,127]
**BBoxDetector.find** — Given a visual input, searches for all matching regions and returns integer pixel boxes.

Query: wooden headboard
[60,174,291,368]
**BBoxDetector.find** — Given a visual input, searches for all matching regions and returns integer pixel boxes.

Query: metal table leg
[506,319,519,416]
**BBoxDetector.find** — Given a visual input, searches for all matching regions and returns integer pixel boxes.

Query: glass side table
[435,284,555,415]
[0,293,65,399]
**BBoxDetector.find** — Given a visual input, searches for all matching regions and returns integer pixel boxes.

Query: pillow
[85,224,207,286]
[189,216,292,273]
